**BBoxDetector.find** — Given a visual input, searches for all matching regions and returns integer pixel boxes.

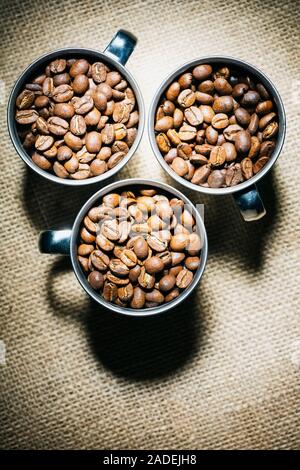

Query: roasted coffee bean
[176,269,193,289]
[171,157,189,176]
[222,142,237,162]
[178,89,196,108]
[235,130,251,153]
[234,107,251,126]
[88,271,104,290]
[35,135,54,152]
[192,64,212,81]
[53,161,69,178]
[209,146,226,166]
[53,103,75,119]
[259,140,276,157]
[184,106,203,126]
[155,116,174,132]
[253,156,269,174]
[103,281,118,302]
[213,96,233,114]
[144,256,164,274]
[16,90,35,109]
[159,274,176,292]
[15,109,39,124]
[64,132,83,151]
[32,152,52,170]
[118,283,134,303]
[241,90,260,107]
[53,73,70,86]
[214,77,232,95]
[211,113,229,130]
[191,165,211,184]
[47,116,69,135]
[90,250,110,271]
[185,256,200,271]
[207,170,225,188]
[195,91,214,105]
[241,158,253,179]
[223,124,243,141]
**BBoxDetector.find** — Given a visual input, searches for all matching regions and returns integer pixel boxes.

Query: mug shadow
[46,257,203,381]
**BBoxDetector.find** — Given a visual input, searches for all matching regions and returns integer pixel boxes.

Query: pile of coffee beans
[154,63,278,188]
[15,57,139,179]
[77,187,202,309]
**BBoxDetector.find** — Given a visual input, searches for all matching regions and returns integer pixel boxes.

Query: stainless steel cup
[7,30,145,186]
[38,178,208,317]
[148,56,286,221]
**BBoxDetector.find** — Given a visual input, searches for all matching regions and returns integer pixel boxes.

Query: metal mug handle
[233,184,266,222]
[39,229,72,255]
[104,29,137,65]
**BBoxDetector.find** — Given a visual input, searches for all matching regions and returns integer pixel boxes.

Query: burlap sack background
[0,0,299,450]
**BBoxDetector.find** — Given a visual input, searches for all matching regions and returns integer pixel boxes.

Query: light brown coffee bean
[209,146,226,166]
[113,101,131,123]
[52,84,73,103]
[155,116,174,132]
[74,95,94,114]
[16,89,35,109]
[199,105,215,123]
[213,96,233,114]
[53,103,75,119]
[185,256,200,271]
[138,267,155,289]
[207,170,225,188]
[248,113,259,135]
[176,269,193,288]
[171,157,189,176]
[70,59,89,77]
[15,109,39,124]
[103,281,118,302]
[222,142,237,162]
[192,64,212,81]
[177,89,196,108]
[35,135,54,152]
[32,152,52,170]
[166,82,180,101]
[259,140,275,157]
[184,106,203,126]
[64,132,83,151]
[253,156,269,174]
[47,116,69,135]
[144,256,164,274]
[191,165,211,185]
[53,161,69,178]
[165,288,180,302]
[241,158,253,179]
[223,124,243,141]
[88,271,104,290]
[211,113,229,129]
[130,286,145,308]
[214,77,232,95]
[85,131,102,153]
[159,274,176,292]
[262,121,278,139]
[118,283,134,303]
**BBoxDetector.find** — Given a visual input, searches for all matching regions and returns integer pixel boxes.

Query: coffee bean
[144,256,164,274]
[253,156,269,174]
[214,77,232,95]
[256,83,270,100]
[52,84,73,103]
[262,121,278,139]
[185,256,200,271]
[213,96,233,114]
[130,287,145,308]
[176,269,193,288]
[191,165,211,184]
[241,90,260,107]
[15,109,39,124]
[53,161,69,178]
[195,92,214,105]
[171,157,189,176]
[209,146,226,166]
[222,142,237,162]
[64,132,83,151]
[159,274,176,292]
[155,116,174,132]
[223,124,243,141]
[192,64,212,81]
[232,83,248,100]
[235,130,251,153]
[103,281,118,302]
[88,271,104,290]
[248,136,261,159]
[70,59,89,77]
[177,89,196,108]
[16,90,35,109]
[32,152,52,170]
[47,116,69,135]
[247,113,259,135]
[207,170,225,188]
[118,283,134,303]
[211,113,229,130]
[234,107,251,126]
[184,106,203,126]
[35,135,54,152]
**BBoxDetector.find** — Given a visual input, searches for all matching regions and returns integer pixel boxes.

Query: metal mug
[7,30,145,186]
[148,56,286,221]
[38,178,208,317]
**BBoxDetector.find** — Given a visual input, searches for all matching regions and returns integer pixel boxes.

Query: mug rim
[69,178,208,317]
[148,55,286,195]
[7,46,145,186]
